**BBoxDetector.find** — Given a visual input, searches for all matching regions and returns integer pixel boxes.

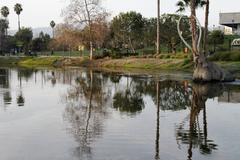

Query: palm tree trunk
[190,0,198,60]
[18,15,20,31]
[156,0,160,54]
[52,28,54,39]
[0,32,2,54]
[155,81,160,160]
[5,18,8,36]
[203,0,209,55]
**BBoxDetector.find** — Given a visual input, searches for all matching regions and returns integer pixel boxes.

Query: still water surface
[0,67,240,160]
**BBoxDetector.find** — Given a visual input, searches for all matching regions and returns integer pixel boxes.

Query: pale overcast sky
[1,0,240,30]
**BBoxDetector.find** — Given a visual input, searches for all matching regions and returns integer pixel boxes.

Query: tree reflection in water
[175,83,224,160]
[0,68,10,88]
[0,69,12,108]
[63,70,111,160]
[3,91,12,105]
[61,70,239,160]
[112,75,145,116]
[155,81,160,160]
[113,81,144,116]
[17,92,25,106]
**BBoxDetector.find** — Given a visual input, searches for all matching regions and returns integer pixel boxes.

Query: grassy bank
[0,57,30,66]
[18,57,63,67]
[0,56,193,70]
[95,58,193,71]
[1,56,240,78]
[0,56,64,68]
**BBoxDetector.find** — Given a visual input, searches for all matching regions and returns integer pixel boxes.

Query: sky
[1,0,240,30]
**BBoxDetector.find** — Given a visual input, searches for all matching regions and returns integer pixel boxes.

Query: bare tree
[63,0,108,60]
[53,23,82,54]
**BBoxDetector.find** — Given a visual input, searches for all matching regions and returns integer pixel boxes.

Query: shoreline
[0,56,240,78]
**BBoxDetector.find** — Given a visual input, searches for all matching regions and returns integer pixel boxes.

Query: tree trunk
[0,32,2,53]
[190,0,198,59]
[18,15,21,31]
[5,18,8,36]
[90,41,93,60]
[52,28,54,39]
[156,0,160,54]
[128,37,135,54]
[203,0,209,55]
[84,0,93,60]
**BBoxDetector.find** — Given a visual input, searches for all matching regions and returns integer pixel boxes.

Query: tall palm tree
[14,3,23,31]
[50,20,56,38]
[1,6,10,35]
[1,6,10,18]
[156,0,160,54]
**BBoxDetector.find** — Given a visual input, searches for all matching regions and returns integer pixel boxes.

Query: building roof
[220,12,240,28]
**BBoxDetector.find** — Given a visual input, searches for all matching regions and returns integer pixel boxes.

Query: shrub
[182,59,191,66]
[141,49,155,55]
[208,51,240,61]
[102,49,111,57]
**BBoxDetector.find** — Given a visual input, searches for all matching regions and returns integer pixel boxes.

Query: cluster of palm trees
[0,3,23,32]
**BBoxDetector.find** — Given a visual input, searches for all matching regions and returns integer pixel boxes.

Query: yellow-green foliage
[18,57,62,67]
[0,57,30,66]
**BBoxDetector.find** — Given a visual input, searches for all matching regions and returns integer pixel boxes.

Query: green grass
[18,57,62,67]
[36,49,103,57]
[0,57,30,66]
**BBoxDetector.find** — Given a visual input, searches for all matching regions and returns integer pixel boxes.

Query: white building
[224,26,233,35]
[219,12,240,35]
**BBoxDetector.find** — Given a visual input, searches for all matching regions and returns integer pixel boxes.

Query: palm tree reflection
[155,81,160,160]
[17,92,25,107]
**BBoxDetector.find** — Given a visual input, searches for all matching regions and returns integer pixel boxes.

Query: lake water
[0,67,240,160]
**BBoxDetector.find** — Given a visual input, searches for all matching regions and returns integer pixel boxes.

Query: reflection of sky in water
[0,67,239,160]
